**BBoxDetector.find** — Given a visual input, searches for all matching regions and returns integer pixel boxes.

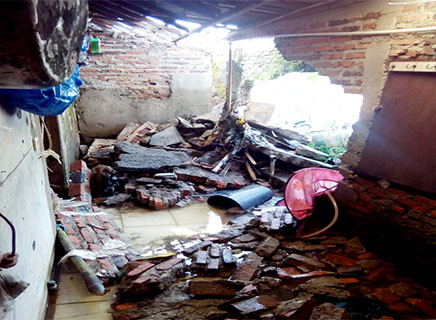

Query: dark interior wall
[358,72,436,194]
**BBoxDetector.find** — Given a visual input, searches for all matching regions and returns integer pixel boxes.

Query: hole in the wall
[212,38,363,160]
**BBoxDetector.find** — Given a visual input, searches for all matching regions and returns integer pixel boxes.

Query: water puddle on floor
[104,201,242,257]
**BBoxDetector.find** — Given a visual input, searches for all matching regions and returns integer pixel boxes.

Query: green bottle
[90,37,101,53]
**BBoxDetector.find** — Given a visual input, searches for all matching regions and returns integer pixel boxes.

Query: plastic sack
[0,65,82,116]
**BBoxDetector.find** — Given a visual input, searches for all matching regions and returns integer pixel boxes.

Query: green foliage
[254,49,314,81]
[212,60,227,99]
[308,143,347,162]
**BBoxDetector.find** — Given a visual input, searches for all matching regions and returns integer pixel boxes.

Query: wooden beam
[174,1,271,42]
[230,0,337,39]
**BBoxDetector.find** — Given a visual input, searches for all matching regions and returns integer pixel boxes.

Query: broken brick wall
[76,31,212,139]
[237,0,436,287]
[238,0,436,167]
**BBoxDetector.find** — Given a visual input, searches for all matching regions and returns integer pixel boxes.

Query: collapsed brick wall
[274,12,381,94]
[79,32,211,100]
[272,2,436,94]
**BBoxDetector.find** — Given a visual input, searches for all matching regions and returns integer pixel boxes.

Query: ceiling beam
[174,0,271,42]
[230,0,337,40]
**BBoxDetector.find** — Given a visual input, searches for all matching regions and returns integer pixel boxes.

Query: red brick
[387,302,417,313]
[363,23,377,30]
[340,278,359,284]
[69,235,82,249]
[314,45,336,52]
[80,228,94,243]
[127,261,155,278]
[113,303,136,312]
[364,266,390,282]
[69,183,85,197]
[346,52,365,59]
[70,160,87,172]
[156,257,184,271]
[322,53,343,60]
[329,36,352,42]
[319,70,341,77]
[324,254,356,267]
[359,193,373,203]
[405,298,436,317]
[86,215,98,225]
[371,288,402,304]
[390,205,405,214]
[88,243,100,252]
[430,210,436,217]
[361,12,382,20]
[72,216,87,228]
[335,44,356,51]
[98,258,113,270]
[104,223,120,239]
[356,42,371,49]
[357,252,376,259]
[389,38,420,45]
[62,222,75,235]
[344,88,362,94]
[396,198,417,208]
[98,214,109,223]
[341,26,360,32]
[348,202,371,214]
[368,188,387,198]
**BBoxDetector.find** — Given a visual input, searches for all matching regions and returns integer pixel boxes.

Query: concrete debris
[231,295,279,314]
[255,236,280,257]
[188,280,241,297]
[309,303,349,320]
[149,126,185,147]
[114,142,192,172]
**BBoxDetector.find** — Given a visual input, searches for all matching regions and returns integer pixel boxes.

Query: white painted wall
[0,107,55,320]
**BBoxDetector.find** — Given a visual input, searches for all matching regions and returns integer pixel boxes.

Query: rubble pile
[80,114,340,210]
[55,160,139,283]
[111,206,436,320]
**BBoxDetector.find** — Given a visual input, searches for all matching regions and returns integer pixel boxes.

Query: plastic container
[90,37,101,54]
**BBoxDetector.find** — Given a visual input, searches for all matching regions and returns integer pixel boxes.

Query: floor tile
[55,273,117,305]
[121,208,176,228]
[53,301,111,319]
[56,274,106,305]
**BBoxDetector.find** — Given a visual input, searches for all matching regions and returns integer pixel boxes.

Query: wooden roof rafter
[174,1,271,42]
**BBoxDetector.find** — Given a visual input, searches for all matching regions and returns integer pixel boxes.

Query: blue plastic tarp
[0,65,82,116]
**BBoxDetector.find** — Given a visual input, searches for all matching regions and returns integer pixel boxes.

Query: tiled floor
[48,201,227,320]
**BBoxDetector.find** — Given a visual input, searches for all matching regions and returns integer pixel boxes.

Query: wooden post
[226,41,233,113]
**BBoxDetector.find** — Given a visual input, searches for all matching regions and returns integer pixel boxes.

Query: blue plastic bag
[0,66,82,116]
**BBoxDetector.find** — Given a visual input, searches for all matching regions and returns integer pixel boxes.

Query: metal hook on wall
[0,212,18,268]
